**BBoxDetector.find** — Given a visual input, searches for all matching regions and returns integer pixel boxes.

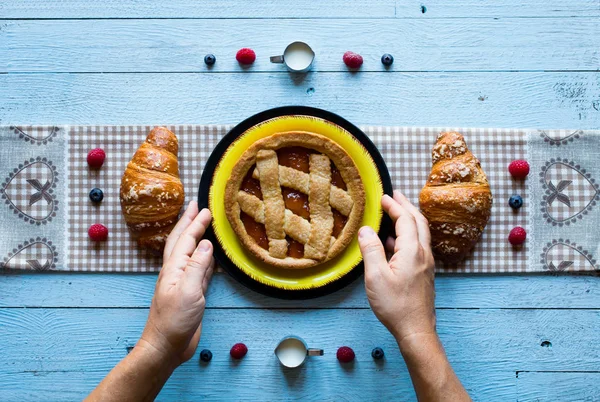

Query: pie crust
[224,131,366,269]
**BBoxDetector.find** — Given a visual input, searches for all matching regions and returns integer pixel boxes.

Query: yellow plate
[209,115,383,290]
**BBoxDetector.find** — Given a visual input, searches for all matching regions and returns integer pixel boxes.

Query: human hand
[138,201,215,366]
[358,191,436,345]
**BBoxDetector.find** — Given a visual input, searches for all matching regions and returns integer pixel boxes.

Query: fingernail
[198,241,211,252]
[359,227,376,239]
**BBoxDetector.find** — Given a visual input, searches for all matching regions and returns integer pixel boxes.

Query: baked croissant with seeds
[120,127,185,252]
[419,131,493,263]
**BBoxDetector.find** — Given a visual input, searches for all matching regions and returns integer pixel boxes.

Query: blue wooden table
[1,2,599,400]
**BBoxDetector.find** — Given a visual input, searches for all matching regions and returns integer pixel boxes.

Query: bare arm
[358,191,470,402]
[399,333,469,401]
[86,201,215,402]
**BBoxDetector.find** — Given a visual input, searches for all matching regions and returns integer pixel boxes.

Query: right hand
[358,191,437,343]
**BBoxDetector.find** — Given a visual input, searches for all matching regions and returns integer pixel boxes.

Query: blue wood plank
[1,72,599,128]
[0,308,596,372]
[4,307,600,400]
[516,371,600,401]
[0,0,396,19]
[1,0,598,18]
[1,272,600,309]
[3,18,598,72]
[0,367,516,401]
[1,307,599,400]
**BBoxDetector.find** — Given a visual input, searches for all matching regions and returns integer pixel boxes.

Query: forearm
[397,333,470,402]
[86,339,178,402]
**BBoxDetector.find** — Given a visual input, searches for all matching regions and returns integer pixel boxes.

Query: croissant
[119,127,185,252]
[419,131,493,263]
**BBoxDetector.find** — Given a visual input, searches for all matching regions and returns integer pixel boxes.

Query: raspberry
[88,224,108,241]
[343,51,363,69]
[230,343,248,359]
[87,148,106,169]
[336,346,355,363]
[508,160,530,179]
[236,48,256,65]
[508,226,527,245]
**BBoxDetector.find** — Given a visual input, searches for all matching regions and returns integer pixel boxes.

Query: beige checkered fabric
[365,127,528,273]
[68,125,231,272]
[66,125,528,273]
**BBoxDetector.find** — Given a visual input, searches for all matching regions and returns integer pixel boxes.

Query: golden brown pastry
[224,131,366,269]
[419,131,492,263]
[120,127,185,252]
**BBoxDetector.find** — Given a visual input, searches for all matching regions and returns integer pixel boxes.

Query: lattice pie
[225,132,366,269]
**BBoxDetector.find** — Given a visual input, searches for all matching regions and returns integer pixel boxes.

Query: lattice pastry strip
[304,154,334,260]
[256,150,288,258]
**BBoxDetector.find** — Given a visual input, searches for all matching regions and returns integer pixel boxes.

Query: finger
[382,194,418,246]
[163,201,199,261]
[182,239,213,294]
[171,208,212,261]
[202,257,215,295]
[393,191,431,249]
[358,226,389,280]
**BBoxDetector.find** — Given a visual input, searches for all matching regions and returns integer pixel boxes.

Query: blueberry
[508,195,523,209]
[381,54,394,66]
[89,188,104,203]
[371,347,385,360]
[204,54,216,66]
[200,349,213,363]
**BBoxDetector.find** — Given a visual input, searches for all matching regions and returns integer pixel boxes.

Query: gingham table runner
[1,125,598,274]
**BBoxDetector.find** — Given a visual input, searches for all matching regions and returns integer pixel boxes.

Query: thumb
[358,226,388,280]
[182,239,213,296]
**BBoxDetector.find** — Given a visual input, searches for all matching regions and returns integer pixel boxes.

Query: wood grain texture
[3,307,600,400]
[2,72,599,128]
[517,371,600,401]
[0,367,514,401]
[2,18,599,72]
[2,1,600,399]
[402,0,600,18]
[1,0,598,18]
[0,0,396,19]
[1,272,600,309]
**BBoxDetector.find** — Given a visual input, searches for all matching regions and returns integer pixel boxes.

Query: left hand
[138,201,215,366]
